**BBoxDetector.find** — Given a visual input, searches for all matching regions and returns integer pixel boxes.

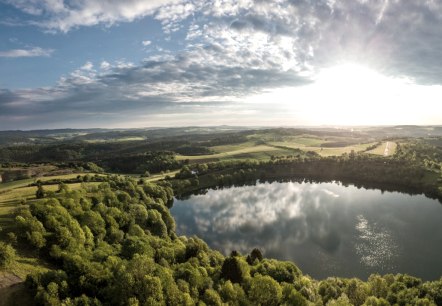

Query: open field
[176,134,382,162]
[302,143,377,156]
[268,140,378,156]
[366,141,397,156]
[176,144,287,161]
[112,170,180,181]
[84,136,146,143]
[145,170,179,181]
[0,173,102,193]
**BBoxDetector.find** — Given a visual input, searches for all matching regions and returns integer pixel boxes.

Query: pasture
[366,141,397,156]
[176,134,384,162]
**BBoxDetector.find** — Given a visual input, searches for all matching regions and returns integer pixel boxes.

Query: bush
[0,242,16,268]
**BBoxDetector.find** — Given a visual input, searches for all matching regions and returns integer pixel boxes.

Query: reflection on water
[355,215,398,270]
[171,181,442,280]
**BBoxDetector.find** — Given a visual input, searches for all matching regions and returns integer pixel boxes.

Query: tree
[327,294,353,306]
[202,289,223,306]
[36,185,45,199]
[247,248,263,264]
[221,257,246,283]
[282,285,308,306]
[362,296,390,306]
[249,274,282,306]
[0,242,16,268]
[27,231,46,249]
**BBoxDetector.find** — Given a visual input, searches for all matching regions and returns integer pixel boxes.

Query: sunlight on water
[173,182,442,279]
[355,215,399,270]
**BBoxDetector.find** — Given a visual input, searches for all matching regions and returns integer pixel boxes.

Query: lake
[171,181,442,280]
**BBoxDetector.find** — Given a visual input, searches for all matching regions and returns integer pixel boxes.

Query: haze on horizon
[1,0,442,130]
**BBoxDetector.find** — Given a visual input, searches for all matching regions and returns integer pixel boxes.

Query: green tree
[202,289,223,306]
[327,294,353,306]
[248,274,282,306]
[0,242,16,268]
[36,185,45,199]
[221,256,246,284]
[362,296,390,306]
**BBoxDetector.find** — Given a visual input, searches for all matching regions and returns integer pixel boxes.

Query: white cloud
[3,0,442,129]
[8,0,183,32]
[100,61,111,70]
[0,47,54,58]
[81,61,94,71]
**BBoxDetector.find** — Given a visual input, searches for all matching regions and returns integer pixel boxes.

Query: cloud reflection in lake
[171,181,442,280]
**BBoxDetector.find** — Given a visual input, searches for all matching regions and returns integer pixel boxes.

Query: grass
[209,141,258,153]
[84,136,145,143]
[145,170,180,181]
[305,142,378,156]
[0,179,35,193]
[0,173,102,193]
[110,170,180,181]
[269,140,378,157]
[269,135,326,147]
[176,144,283,161]
[176,136,381,163]
[366,142,397,156]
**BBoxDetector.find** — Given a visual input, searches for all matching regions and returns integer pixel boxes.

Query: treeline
[395,141,442,171]
[170,153,442,202]
[29,174,108,187]
[0,142,185,174]
[0,131,251,165]
[98,152,183,174]
[4,176,441,305]
[0,142,203,175]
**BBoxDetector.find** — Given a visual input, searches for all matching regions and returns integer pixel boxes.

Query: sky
[1,0,442,130]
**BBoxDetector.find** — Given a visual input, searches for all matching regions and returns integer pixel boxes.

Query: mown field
[176,133,397,162]
[366,141,398,156]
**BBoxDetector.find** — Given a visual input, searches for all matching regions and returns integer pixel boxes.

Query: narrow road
[383,142,390,156]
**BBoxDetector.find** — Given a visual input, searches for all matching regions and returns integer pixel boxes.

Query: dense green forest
[2,177,442,305]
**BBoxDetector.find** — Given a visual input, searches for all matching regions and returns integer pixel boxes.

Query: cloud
[0,47,54,58]
[80,61,94,71]
[0,44,311,129]
[172,181,350,259]
[100,61,111,70]
[2,0,442,128]
[6,1,442,85]
[6,0,182,32]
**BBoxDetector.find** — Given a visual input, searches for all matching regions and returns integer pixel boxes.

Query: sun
[316,63,388,91]
[309,63,400,124]
[245,62,442,126]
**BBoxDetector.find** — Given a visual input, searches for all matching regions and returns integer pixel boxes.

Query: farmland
[175,132,396,162]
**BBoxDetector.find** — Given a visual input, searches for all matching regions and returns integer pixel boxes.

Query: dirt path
[383,142,390,156]
[0,272,24,306]
[0,272,22,289]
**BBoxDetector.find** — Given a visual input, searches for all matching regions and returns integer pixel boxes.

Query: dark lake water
[171,181,442,280]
